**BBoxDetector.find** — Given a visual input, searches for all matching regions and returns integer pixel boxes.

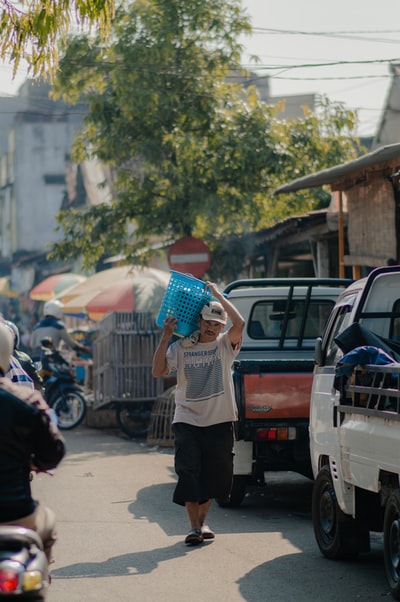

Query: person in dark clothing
[0,322,65,561]
[29,299,89,361]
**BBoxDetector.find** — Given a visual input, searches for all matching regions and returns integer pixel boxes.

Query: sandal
[184,528,204,545]
[201,525,215,540]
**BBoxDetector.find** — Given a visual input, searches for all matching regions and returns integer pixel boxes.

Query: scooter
[0,526,48,600]
[37,338,87,430]
[40,355,87,430]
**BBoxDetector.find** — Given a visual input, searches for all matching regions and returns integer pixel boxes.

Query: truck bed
[338,363,400,492]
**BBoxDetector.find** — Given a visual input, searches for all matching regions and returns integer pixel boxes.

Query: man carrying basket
[152,281,245,545]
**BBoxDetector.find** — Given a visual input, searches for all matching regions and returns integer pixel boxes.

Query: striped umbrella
[29,273,87,301]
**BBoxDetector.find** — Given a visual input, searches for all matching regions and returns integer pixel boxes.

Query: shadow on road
[51,540,210,579]
[232,475,388,601]
[237,544,386,602]
[124,471,315,537]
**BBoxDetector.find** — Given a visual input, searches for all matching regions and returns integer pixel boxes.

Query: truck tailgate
[234,359,314,420]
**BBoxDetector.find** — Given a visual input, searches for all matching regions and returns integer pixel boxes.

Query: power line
[240,57,400,71]
[270,75,390,81]
[250,27,400,44]
[252,28,400,34]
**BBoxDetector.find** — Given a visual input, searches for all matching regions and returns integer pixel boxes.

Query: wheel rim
[319,485,336,543]
[388,516,400,581]
[54,394,85,428]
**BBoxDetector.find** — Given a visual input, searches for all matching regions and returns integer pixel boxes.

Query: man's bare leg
[185,499,211,529]
[199,499,212,527]
[184,499,214,544]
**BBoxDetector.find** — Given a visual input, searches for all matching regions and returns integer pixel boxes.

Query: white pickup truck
[309,265,400,600]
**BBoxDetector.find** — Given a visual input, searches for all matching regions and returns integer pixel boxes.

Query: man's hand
[162,316,177,339]
[205,281,222,299]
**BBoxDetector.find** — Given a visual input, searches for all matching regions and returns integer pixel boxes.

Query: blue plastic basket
[156,270,212,337]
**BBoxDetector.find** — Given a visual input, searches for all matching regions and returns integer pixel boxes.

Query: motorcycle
[39,352,87,430]
[0,526,49,600]
[116,402,153,439]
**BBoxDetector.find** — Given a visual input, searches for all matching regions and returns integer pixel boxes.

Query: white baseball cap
[201,301,227,324]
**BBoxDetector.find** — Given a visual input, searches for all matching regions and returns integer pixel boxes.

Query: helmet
[43,299,64,320]
[0,323,13,375]
[4,320,19,350]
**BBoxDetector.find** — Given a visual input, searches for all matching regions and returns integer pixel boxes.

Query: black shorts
[172,422,234,506]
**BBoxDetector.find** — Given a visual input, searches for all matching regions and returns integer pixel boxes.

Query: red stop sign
[168,236,212,278]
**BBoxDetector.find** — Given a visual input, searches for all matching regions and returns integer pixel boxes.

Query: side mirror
[314,337,324,366]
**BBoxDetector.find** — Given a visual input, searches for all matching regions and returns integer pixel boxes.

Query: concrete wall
[0,81,84,262]
[13,119,72,253]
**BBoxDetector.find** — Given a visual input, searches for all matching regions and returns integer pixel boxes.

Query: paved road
[32,425,389,601]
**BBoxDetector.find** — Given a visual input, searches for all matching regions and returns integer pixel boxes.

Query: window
[248,299,335,341]
[43,174,65,185]
[389,299,400,341]
[324,307,354,366]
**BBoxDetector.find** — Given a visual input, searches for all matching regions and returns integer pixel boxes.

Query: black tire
[116,403,151,439]
[384,490,400,600]
[312,466,360,559]
[216,475,249,508]
[52,391,86,430]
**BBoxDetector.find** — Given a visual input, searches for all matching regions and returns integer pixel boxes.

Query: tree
[0,0,114,78]
[50,0,361,276]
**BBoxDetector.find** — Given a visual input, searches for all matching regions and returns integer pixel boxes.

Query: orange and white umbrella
[29,273,87,301]
[85,275,169,320]
[60,266,169,319]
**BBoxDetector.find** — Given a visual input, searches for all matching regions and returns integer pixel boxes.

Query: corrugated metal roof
[252,209,328,244]
[274,143,400,194]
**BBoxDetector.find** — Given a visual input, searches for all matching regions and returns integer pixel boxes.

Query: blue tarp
[335,345,396,378]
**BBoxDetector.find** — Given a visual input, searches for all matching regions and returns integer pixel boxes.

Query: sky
[239,0,400,137]
[1,0,400,137]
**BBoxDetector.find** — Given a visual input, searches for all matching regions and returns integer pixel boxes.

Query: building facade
[0,80,85,291]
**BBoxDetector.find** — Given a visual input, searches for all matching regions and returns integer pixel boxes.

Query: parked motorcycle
[38,341,87,430]
[0,526,49,600]
[116,402,153,439]
[42,366,86,430]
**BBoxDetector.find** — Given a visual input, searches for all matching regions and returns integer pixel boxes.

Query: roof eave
[274,143,400,195]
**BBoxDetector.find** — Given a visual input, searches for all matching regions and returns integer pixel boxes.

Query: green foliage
[257,97,361,225]
[49,0,362,277]
[0,0,114,78]
[207,235,254,284]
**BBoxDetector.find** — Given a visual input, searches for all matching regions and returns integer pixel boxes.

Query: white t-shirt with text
[166,332,239,427]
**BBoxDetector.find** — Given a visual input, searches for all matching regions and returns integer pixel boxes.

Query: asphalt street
[32,425,389,602]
